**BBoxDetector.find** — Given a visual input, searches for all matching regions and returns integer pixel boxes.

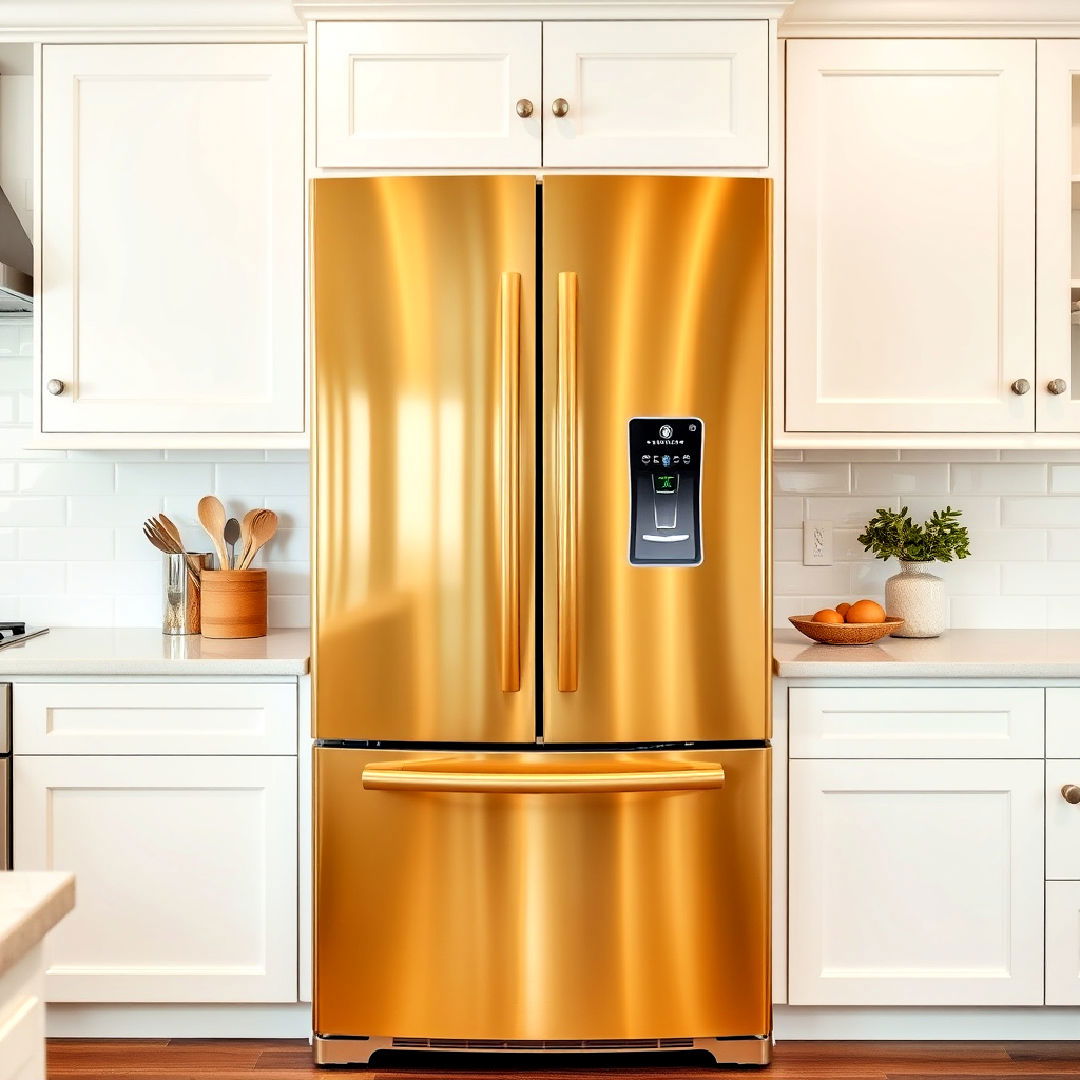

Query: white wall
[774,449,1080,630]
[0,320,310,628]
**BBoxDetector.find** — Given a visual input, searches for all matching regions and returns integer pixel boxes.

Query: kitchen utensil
[237,507,261,570]
[788,615,904,645]
[197,495,230,571]
[223,517,241,570]
[200,569,267,638]
[238,509,278,570]
[146,516,202,580]
[162,552,213,635]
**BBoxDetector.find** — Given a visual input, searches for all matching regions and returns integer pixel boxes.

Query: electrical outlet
[802,520,833,566]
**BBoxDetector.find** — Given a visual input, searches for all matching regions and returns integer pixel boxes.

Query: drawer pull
[1062,784,1080,805]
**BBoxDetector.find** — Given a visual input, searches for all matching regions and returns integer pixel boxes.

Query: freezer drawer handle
[499,271,522,693]
[557,271,579,693]
[361,761,725,793]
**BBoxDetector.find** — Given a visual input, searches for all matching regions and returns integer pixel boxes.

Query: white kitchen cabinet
[1036,40,1080,431]
[540,21,768,168]
[0,948,45,1080]
[785,39,1036,434]
[316,22,542,168]
[39,44,305,442]
[788,758,1044,1005]
[14,755,297,1003]
[1046,882,1080,1005]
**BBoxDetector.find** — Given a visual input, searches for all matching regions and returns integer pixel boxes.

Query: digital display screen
[654,474,677,492]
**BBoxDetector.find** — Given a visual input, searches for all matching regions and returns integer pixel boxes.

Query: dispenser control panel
[628,417,702,566]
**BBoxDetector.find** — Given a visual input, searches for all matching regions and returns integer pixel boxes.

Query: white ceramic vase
[884,560,946,638]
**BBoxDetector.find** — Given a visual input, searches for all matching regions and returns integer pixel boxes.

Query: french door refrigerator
[312,175,771,1067]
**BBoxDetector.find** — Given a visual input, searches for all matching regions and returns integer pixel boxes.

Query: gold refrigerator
[312,175,772,1067]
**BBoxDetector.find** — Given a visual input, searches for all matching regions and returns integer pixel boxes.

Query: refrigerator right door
[542,176,771,745]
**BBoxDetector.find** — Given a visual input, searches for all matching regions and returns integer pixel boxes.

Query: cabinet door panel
[40,44,304,435]
[14,755,297,1002]
[316,22,541,168]
[1047,759,1080,880]
[1035,40,1080,431]
[789,758,1043,1005]
[542,21,768,168]
[1047,882,1080,1004]
[786,40,1035,433]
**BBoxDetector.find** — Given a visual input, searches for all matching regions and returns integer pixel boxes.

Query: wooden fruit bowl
[788,615,904,645]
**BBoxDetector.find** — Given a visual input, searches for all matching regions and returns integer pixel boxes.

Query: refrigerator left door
[312,177,537,744]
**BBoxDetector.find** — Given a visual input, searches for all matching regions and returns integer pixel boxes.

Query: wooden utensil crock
[200,569,267,639]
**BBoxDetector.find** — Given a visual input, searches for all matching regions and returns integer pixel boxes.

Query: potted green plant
[857,506,971,638]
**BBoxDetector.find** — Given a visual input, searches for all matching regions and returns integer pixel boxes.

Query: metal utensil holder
[162,552,213,636]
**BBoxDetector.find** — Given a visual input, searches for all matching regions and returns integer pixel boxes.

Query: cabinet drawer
[1045,690,1080,756]
[13,683,297,755]
[789,687,1043,758]
[1047,759,1080,879]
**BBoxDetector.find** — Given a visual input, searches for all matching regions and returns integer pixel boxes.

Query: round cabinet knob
[1010,379,1030,396]
[515,98,534,118]
[45,378,65,396]
[1062,785,1080,805]
[1049,378,1069,395]
[551,98,569,117]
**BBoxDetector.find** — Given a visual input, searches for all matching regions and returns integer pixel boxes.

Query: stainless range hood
[0,183,31,314]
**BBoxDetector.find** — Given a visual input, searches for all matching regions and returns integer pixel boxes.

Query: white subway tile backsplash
[0,529,15,560]
[951,596,1046,629]
[772,463,850,495]
[951,464,1047,495]
[1050,465,1080,493]
[804,497,894,528]
[21,594,114,627]
[265,528,310,562]
[1003,562,1080,596]
[773,453,1067,630]
[0,495,65,526]
[1003,497,1080,527]
[0,561,63,594]
[215,463,309,496]
[115,463,214,495]
[18,461,113,494]
[262,562,310,594]
[18,527,114,561]
[67,495,162,527]
[268,595,310,628]
[852,463,949,495]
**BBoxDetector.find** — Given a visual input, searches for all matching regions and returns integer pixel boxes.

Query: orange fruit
[835,602,851,617]
[812,609,844,624]
[845,599,886,624]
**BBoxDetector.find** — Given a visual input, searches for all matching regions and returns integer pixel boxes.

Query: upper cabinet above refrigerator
[315,22,543,169]
[314,19,771,170]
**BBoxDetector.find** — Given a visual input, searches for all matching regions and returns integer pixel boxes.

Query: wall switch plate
[803,520,833,566]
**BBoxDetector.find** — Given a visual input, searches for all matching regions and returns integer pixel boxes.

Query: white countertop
[774,628,1080,678]
[0,872,74,977]
[0,628,310,676]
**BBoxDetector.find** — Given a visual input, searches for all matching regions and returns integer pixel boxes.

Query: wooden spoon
[197,495,230,571]
[239,509,278,570]
[237,507,262,571]
[157,514,184,551]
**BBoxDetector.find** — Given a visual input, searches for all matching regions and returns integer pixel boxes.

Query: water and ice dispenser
[628,417,702,566]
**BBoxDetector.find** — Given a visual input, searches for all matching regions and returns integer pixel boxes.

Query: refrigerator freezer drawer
[314,745,769,1042]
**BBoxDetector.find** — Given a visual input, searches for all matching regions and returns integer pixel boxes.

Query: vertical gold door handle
[499,272,522,693]
[557,271,579,693]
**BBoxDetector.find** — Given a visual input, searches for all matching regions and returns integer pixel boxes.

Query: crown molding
[780,0,1080,37]
[0,0,306,40]
[293,0,795,20]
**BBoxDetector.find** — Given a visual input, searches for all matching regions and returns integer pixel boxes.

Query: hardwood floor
[44,1040,1080,1079]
